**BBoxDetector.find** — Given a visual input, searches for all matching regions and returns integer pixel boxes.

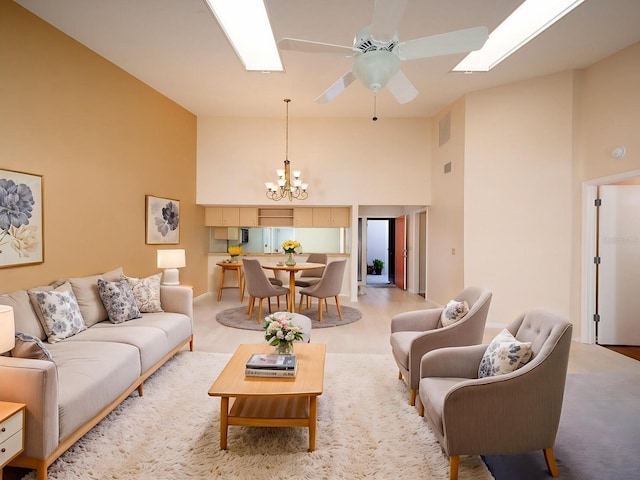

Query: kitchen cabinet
[294,208,314,227]
[312,207,350,227]
[205,207,240,226]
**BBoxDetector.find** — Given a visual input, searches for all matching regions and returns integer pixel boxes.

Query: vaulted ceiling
[15,0,640,118]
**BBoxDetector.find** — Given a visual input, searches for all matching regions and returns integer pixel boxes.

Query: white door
[597,185,640,345]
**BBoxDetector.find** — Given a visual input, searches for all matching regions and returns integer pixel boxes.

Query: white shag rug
[21,351,494,480]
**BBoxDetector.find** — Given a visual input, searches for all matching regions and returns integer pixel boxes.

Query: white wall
[464,72,575,326]
[197,117,431,206]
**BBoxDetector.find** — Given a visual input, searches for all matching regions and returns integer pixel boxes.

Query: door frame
[581,168,640,344]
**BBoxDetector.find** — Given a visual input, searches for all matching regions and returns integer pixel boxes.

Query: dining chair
[298,259,347,322]
[242,259,289,323]
[295,253,327,308]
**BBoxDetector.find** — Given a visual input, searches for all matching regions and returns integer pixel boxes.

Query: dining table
[261,262,325,313]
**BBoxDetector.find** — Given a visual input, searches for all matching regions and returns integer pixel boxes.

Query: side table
[0,402,26,480]
[216,262,245,302]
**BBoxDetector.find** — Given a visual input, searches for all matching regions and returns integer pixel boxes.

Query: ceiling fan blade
[278,38,353,55]
[371,0,408,43]
[315,71,357,104]
[397,26,489,60]
[385,70,418,104]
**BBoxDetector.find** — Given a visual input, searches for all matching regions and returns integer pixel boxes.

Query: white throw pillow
[31,289,86,343]
[478,329,533,378]
[440,300,469,327]
[124,273,164,313]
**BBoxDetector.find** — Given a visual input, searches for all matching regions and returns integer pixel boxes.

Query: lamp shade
[157,249,186,269]
[0,305,15,354]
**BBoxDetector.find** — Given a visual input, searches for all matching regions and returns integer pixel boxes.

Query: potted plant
[367,265,374,274]
[372,259,384,275]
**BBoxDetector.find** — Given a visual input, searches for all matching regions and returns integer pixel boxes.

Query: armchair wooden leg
[409,389,416,406]
[543,448,559,477]
[449,456,460,480]
[418,401,424,417]
[398,370,403,380]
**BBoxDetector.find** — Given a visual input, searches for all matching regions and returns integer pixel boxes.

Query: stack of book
[245,353,297,377]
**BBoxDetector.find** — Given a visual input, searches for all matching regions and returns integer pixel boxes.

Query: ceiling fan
[278,0,489,104]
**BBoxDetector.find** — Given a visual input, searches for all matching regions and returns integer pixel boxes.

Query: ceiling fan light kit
[352,51,401,92]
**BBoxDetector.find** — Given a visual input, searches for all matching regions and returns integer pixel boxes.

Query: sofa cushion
[66,274,110,327]
[97,279,141,324]
[31,288,86,343]
[12,332,54,361]
[0,289,47,340]
[124,274,163,313]
[440,300,469,327]
[68,323,170,373]
[46,340,141,443]
[478,329,533,378]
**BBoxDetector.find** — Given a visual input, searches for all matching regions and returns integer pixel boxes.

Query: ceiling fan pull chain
[372,94,378,122]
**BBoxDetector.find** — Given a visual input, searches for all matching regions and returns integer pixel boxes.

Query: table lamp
[0,305,15,354]
[157,249,186,285]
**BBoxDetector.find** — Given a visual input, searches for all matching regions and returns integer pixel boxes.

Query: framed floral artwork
[0,169,44,268]
[146,195,180,244]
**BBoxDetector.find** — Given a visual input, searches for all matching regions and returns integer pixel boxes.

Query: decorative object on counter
[282,239,301,266]
[0,168,44,268]
[146,195,180,244]
[157,248,186,285]
[228,245,242,262]
[264,311,304,354]
[265,99,309,202]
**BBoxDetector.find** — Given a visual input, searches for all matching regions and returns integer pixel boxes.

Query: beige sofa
[0,268,194,480]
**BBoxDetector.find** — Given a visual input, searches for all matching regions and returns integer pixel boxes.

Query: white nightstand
[0,402,26,480]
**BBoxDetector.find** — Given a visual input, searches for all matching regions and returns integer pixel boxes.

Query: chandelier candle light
[265,99,308,201]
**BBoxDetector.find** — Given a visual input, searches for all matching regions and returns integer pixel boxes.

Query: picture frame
[145,195,180,244]
[0,168,44,268]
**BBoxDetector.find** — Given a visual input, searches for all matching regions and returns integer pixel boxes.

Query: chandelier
[265,99,309,201]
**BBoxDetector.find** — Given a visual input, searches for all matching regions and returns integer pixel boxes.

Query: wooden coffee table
[208,343,326,451]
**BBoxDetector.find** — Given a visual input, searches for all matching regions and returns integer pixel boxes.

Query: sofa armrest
[160,285,193,320]
[391,308,443,333]
[420,344,487,379]
[0,356,59,460]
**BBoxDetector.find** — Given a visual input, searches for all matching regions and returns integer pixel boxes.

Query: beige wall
[197,116,431,206]
[0,1,208,295]
[427,98,466,304]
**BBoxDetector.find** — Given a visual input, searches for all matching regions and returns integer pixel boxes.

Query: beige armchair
[418,309,573,480]
[390,287,492,406]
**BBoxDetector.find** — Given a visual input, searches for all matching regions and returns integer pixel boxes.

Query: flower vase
[275,342,294,355]
[230,256,239,263]
[285,252,296,266]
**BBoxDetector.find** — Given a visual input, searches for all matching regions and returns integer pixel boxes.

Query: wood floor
[603,345,640,362]
[195,285,640,375]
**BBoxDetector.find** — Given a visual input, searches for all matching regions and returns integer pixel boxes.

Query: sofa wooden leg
[137,383,144,397]
[409,389,416,406]
[543,447,559,477]
[449,456,460,480]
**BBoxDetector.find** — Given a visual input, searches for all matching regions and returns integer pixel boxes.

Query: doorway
[366,219,395,286]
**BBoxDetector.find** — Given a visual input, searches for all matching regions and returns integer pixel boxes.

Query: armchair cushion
[478,328,533,378]
[440,300,469,327]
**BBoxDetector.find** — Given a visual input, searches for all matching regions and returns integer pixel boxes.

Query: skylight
[453,0,585,72]
[204,0,283,72]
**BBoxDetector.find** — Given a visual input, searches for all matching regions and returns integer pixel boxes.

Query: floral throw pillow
[440,300,469,327]
[478,329,533,378]
[124,273,164,313]
[12,332,55,362]
[32,289,86,343]
[97,279,142,324]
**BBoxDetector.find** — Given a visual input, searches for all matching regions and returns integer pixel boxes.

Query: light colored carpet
[21,351,493,480]
[216,305,362,331]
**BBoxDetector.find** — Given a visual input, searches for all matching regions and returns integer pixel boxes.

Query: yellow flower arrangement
[228,245,242,258]
[281,240,301,254]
